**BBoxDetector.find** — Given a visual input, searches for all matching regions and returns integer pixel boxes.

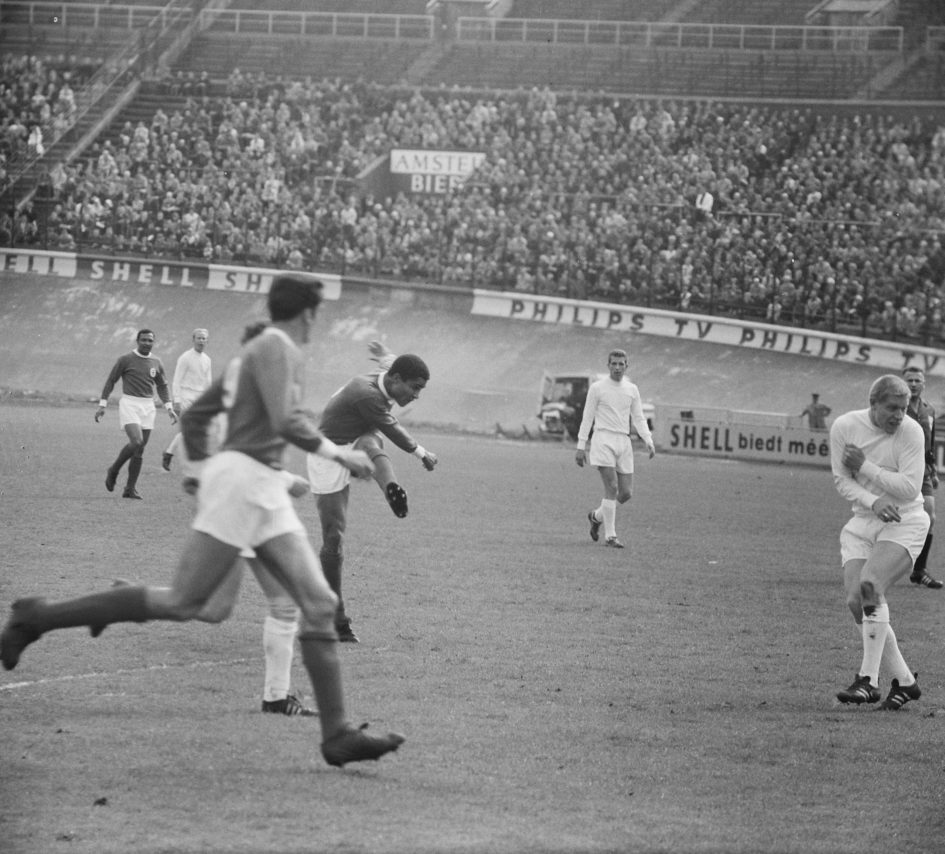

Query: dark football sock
[126,455,143,489]
[111,443,134,474]
[913,532,933,574]
[33,585,151,633]
[319,549,347,624]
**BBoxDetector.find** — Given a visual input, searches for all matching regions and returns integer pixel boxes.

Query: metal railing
[456,17,905,52]
[0,2,190,29]
[196,8,435,39]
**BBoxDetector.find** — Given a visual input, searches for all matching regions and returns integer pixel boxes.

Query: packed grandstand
[1,0,944,345]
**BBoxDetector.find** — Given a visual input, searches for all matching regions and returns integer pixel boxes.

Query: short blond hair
[869,374,909,404]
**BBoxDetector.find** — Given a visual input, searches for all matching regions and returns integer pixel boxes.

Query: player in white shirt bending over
[831,374,928,711]
[163,328,212,472]
[575,349,655,549]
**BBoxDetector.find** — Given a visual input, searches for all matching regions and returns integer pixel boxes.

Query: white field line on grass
[0,657,254,692]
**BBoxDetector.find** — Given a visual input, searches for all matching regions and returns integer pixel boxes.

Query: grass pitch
[1,403,944,854]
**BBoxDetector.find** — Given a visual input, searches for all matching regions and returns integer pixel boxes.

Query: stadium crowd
[3,67,945,343]
[0,53,99,195]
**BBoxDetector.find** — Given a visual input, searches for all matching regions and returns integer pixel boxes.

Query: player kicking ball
[1,275,404,767]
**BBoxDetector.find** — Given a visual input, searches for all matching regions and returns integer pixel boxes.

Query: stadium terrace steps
[683,0,821,26]
[509,0,680,21]
[174,34,423,84]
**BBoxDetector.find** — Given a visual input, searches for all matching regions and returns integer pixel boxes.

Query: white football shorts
[192,451,305,550]
[307,452,351,495]
[840,508,930,565]
[306,433,381,495]
[118,395,156,429]
[588,429,635,474]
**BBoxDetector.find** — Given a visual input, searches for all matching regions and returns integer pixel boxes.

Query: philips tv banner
[390,148,486,195]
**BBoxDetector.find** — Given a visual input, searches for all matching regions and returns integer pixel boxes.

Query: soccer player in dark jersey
[95,329,177,499]
[1,275,405,767]
[306,341,437,642]
[902,366,943,589]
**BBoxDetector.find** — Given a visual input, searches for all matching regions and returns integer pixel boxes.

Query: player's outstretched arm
[368,340,393,362]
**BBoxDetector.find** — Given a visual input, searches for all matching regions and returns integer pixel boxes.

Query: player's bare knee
[197,598,235,623]
[164,600,204,621]
[296,600,336,635]
[354,434,385,459]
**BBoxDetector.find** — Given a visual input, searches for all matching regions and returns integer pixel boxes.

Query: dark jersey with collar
[319,370,417,452]
[100,350,170,402]
[906,396,937,471]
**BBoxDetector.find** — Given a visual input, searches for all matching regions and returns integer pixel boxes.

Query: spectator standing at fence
[831,375,927,711]
[162,328,212,472]
[576,349,655,550]
[802,393,832,430]
[95,329,178,500]
[902,366,943,589]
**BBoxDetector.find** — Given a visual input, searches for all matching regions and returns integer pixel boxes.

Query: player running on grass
[1,275,405,766]
[95,328,178,500]
[307,340,437,642]
[832,374,928,711]
[575,348,655,549]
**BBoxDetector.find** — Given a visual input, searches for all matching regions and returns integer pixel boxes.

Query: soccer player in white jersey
[162,328,212,472]
[575,349,655,549]
[831,374,928,711]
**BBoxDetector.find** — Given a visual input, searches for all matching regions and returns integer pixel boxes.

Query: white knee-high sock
[880,624,915,686]
[165,432,181,455]
[601,499,617,539]
[262,615,298,702]
[859,602,889,684]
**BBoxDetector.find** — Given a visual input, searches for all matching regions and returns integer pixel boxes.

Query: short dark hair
[902,366,925,378]
[268,275,322,321]
[389,354,430,382]
[240,321,268,344]
[137,329,154,341]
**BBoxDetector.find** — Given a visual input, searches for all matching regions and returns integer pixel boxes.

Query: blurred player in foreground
[1,275,405,766]
[162,328,212,473]
[307,340,437,642]
[831,374,928,711]
[95,328,178,499]
[575,348,655,549]
[902,365,942,589]
[174,320,317,716]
